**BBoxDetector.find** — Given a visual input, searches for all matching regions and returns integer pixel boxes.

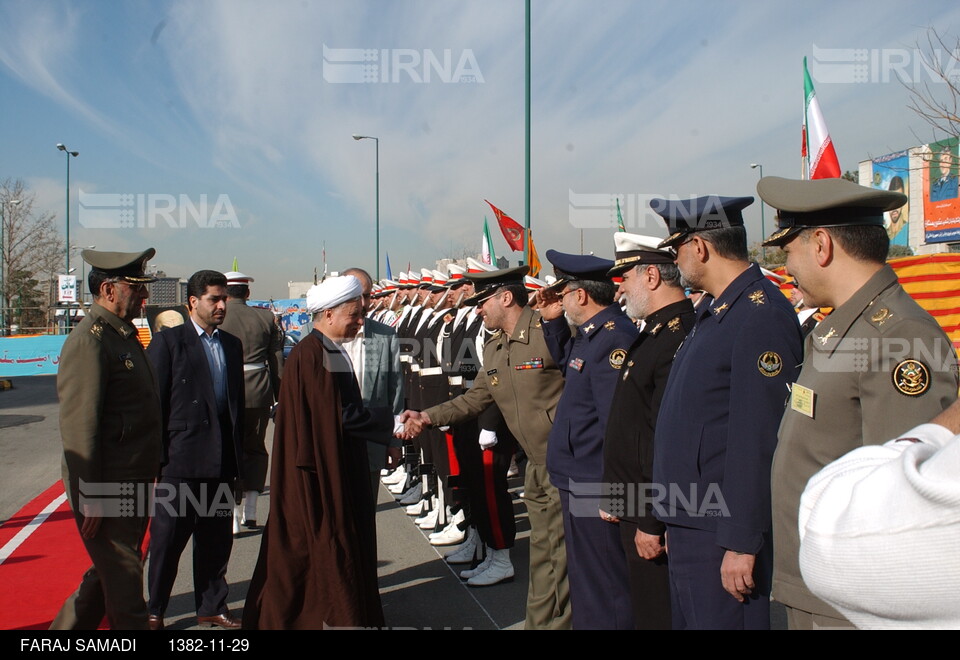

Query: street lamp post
[0,199,22,336]
[352,134,380,280]
[750,163,766,263]
[71,244,96,307]
[57,143,79,330]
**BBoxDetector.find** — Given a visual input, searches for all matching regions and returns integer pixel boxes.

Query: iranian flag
[482,217,497,265]
[803,57,841,180]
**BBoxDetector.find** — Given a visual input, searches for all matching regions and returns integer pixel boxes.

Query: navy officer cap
[653,195,754,249]
[545,249,615,289]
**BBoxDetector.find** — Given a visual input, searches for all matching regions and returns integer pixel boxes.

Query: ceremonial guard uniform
[219,270,283,530]
[758,176,960,628]
[652,196,803,630]
[540,251,638,630]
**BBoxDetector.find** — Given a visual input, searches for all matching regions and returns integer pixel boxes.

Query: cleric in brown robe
[243,276,395,629]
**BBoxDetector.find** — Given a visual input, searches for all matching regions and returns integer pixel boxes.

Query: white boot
[459,546,495,580]
[416,507,440,530]
[467,548,514,587]
[444,527,479,564]
[429,509,465,543]
[381,465,406,485]
[242,490,258,527]
[232,504,243,536]
[405,499,428,516]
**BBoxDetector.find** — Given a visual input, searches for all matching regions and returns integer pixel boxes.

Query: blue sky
[2,0,959,297]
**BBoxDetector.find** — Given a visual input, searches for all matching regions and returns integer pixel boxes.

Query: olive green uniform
[219,298,283,492]
[425,305,571,630]
[772,266,959,626]
[50,303,163,630]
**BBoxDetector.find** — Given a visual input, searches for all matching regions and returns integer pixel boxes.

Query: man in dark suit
[341,268,404,502]
[146,270,244,630]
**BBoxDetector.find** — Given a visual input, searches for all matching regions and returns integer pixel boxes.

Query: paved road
[0,375,785,630]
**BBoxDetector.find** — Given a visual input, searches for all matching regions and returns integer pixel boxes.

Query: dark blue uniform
[542,304,638,629]
[653,263,802,629]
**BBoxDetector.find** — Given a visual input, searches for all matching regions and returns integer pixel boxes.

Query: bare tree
[904,28,960,141]
[1,179,65,333]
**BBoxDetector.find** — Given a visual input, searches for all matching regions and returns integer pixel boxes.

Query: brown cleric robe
[242,331,384,629]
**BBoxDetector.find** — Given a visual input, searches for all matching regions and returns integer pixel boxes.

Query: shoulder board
[867,306,894,330]
[90,319,107,341]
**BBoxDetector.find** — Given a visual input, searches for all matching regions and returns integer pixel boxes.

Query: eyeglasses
[107,279,147,292]
[557,288,577,300]
[668,236,695,259]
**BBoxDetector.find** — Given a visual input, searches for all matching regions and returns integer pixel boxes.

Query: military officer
[758,175,960,630]
[602,232,696,630]
[219,270,283,531]
[652,195,803,630]
[400,266,571,629]
[536,250,638,629]
[50,248,162,630]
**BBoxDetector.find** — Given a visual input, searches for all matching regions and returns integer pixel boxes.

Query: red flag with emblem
[485,200,526,252]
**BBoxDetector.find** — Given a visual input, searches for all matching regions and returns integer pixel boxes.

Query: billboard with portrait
[923,137,960,243]
[870,150,910,246]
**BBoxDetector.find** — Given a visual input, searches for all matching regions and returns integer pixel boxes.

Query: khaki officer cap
[759,176,907,247]
[82,248,157,283]
[463,265,530,306]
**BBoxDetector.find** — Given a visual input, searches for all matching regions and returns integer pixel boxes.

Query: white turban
[305,276,363,313]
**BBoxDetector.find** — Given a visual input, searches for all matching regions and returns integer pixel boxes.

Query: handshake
[392,411,499,449]
[393,410,431,440]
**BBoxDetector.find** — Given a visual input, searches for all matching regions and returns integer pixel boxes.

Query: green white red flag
[482,217,497,265]
[803,57,841,180]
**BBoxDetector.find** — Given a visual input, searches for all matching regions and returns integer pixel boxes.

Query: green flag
[616,198,625,232]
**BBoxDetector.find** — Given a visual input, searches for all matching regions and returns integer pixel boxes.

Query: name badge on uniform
[790,383,815,418]
[514,357,543,370]
[568,358,585,372]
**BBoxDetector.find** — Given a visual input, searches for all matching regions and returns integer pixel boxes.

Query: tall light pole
[0,198,21,336]
[57,143,79,274]
[750,163,766,262]
[71,244,96,306]
[352,134,380,280]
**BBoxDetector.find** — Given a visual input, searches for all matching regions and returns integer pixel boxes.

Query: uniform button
[192,400,198,405]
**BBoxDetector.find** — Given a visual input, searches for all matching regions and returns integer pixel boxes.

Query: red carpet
[0,483,90,629]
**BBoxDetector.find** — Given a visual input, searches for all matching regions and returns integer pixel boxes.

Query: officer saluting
[51,248,163,630]
[538,250,639,629]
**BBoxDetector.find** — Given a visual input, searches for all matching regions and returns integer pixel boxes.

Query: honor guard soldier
[758,176,960,630]
[51,248,162,630]
[652,195,803,630]
[400,266,571,629]
[537,250,639,629]
[603,232,696,630]
[219,270,283,532]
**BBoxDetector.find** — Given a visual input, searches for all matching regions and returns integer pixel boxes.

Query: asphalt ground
[0,375,785,630]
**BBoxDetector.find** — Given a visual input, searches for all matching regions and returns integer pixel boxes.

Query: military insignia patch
[817,328,837,345]
[892,359,930,396]
[90,320,105,340]
[569,358,585,372]
[667,317,681,332]
[871,308,892,326]
[120,353,134,370]
[757,351,783,377]
[604,320,616,331]
[582,323,595,334]
[648,322,663,336]
[748,290,765,305]
[518,330,525,340]
[491,376,499,386]
[609,349,627,369]
[712,302,729,314]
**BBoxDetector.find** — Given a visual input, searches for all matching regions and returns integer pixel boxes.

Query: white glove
[479,429,498,449]
[393,415,406,437]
